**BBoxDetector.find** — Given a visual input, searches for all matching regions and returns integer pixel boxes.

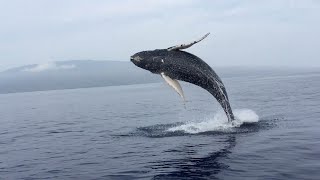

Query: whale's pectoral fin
[161,72,185,101]
[167,33,210,51]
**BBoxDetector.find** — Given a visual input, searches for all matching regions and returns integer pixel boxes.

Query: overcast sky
[0,0,319,71]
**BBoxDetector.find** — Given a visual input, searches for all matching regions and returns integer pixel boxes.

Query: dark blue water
[0,69,319,179]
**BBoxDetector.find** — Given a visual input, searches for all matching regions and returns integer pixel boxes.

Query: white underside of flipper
[161,72,185,101]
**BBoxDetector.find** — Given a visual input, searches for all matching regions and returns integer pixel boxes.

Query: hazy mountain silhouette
[0,60,161,94]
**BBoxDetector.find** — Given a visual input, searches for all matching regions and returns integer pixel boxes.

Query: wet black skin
[130,49,235,122]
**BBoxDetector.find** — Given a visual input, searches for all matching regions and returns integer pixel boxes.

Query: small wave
[167,109,259,134]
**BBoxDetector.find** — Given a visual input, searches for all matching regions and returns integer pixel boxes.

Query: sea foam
[167,109,259,134]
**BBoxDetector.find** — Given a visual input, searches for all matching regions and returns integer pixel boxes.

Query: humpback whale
[130,33,235,122]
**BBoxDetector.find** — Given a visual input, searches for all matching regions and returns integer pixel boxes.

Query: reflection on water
[150,135,236,179]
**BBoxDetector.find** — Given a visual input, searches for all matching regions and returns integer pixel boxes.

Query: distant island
[0,60,161,94]
[0,60,318,94]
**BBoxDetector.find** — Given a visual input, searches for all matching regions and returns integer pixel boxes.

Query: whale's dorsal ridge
[161,72,185,102]
[167,33,210,51]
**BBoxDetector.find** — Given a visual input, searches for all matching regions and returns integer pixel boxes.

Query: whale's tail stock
[225,103,235,123]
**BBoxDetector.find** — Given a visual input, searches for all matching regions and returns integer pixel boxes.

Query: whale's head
[130,49,167,74]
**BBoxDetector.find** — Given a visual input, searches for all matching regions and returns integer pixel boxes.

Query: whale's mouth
[130,56,137,64]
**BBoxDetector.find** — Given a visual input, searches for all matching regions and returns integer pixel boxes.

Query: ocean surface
[0,69,319,179]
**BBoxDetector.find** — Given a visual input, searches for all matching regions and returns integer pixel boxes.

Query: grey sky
[0,0,319,71]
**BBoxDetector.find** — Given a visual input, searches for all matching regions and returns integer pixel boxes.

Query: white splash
[167,109,259,134]
[23,62,75,72]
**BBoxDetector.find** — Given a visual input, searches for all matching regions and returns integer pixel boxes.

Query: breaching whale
[130,33,235,122]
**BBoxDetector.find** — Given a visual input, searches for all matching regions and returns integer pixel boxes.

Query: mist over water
[0,68,319,179]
